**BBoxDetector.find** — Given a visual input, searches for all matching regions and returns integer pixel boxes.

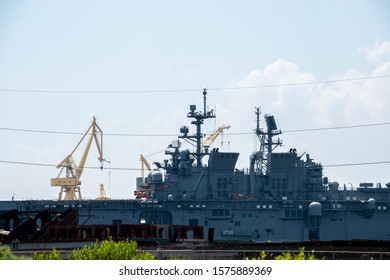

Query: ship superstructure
[1,90,390,243]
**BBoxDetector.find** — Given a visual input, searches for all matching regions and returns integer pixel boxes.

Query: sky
[0,0,389,200]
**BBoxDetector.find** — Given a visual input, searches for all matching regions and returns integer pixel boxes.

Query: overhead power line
[0,160,138,171]
[0,159,389,170]
[211,74,390,91]
[323,161,390,168]
[283,122,390,133]
[0,127,178,137]
[0,74,389,94]
[1,121,389,136]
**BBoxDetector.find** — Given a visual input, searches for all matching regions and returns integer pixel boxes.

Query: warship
[1,90,390,244]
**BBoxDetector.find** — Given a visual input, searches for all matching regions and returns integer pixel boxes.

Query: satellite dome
[309,202,322,216]
[328,181,339,192]
[148,170,163,183]
[368,198,376,210]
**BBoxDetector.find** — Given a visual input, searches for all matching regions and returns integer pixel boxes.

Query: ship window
[112,219,122,225]
[291,210,296,218]
[217,178,228,198]
[212,208,231,217]
[271,177,287,197]
[285,210,303,218]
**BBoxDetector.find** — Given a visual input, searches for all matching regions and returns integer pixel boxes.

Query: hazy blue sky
[0,0,389,200]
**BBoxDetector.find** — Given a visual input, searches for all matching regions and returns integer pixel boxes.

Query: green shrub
[274,247,318,260]
[69,239,155,260]
[0,243,25,260]
[0,244,11,260]
[33,248,60,260]
[166,255,189,260]
[249,247,322,260]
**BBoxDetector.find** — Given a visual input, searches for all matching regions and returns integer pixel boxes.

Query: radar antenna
[251,108,282,175]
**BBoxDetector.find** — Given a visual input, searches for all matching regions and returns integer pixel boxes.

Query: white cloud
[361,41,390,63]
[221,59,316,124]
[220,58,390,187]
[225,58,390,127]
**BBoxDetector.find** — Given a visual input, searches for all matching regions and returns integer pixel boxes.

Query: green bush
[33,248,60,260]
[274,247,318,260]
[249,247,322,260]
[69,239,155,260]
[0,243,25,260]
[0,244,11,260]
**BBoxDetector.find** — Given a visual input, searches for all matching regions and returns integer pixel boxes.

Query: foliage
[274,247,318,260]
[249,247,322,260]
[0,243,26,260]
[69,239,155,260]
[33,248,60,260]
[166,255,190,260]
[0,244,11,260]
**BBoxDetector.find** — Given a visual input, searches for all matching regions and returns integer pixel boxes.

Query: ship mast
[252,108,282,175]
[179,89,215,167]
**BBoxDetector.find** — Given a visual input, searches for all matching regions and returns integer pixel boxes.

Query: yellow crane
[96,183,109,200]
[202,124,231,151]
[51,116,109,200]
[139,154,151,181]
[135,154,152,190]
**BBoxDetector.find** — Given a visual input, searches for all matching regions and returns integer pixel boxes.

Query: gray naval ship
[1,90,390,243]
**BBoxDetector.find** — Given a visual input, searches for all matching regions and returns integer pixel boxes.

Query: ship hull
[2,198,389,242]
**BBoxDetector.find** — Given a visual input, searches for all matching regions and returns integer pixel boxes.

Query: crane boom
[202,124,231,149]
[51,116,108,200]
[140,154,151,179]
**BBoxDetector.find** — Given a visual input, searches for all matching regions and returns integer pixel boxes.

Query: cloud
[220,59,316,126]
[360,41,390,63]
[219,57,390,187]
[224,58,390,127]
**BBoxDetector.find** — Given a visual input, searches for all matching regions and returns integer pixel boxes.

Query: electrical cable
[0,74,389,94]
[1,121,389,136]
[0,159,389,171]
